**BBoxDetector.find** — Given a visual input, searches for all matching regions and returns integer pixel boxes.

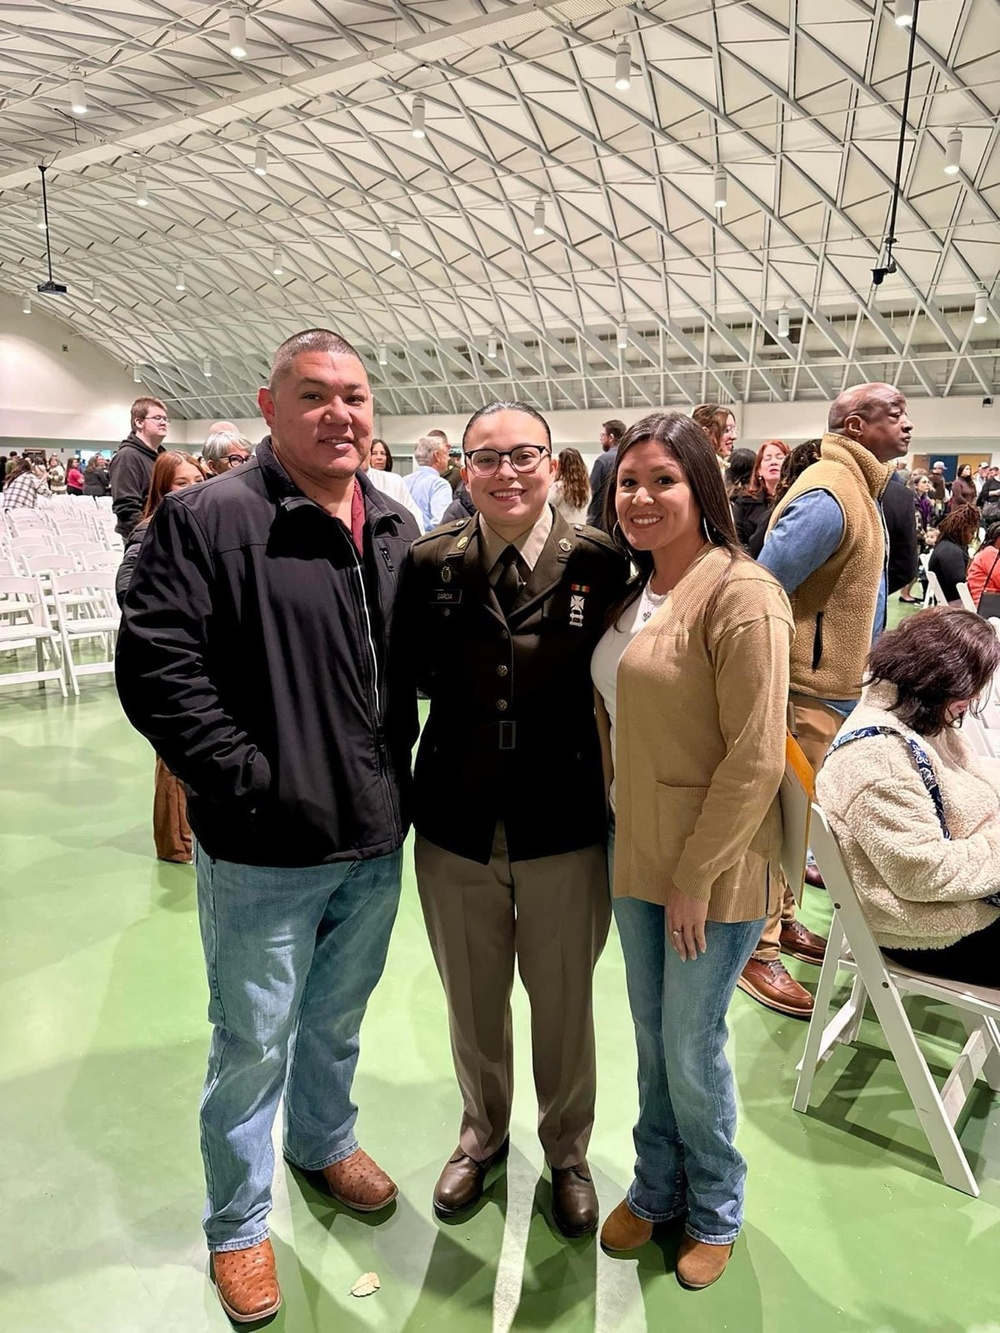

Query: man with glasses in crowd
[110,396,169,538]
[399,401,628,1239]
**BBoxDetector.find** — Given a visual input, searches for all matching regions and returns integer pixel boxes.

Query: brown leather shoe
[780,919,827,965]
[551,1162,598,1237]
[737,958,813,1017]
[676,1235,734,1290]
[600,1198,654,1252]
[320,1148,397,1212]
[804,862,826,889]
[211,1238,282,1323]
[433,1138,510,1217]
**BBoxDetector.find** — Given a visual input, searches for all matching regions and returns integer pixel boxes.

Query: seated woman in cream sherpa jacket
[816,607,1000,987]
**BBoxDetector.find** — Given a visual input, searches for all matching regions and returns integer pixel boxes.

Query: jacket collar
[255,436,406,533]
[821,432,892,501]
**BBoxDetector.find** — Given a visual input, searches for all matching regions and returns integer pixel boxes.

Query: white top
[590,579,669,810]
[365,466,424,527]
[550,481,588,528]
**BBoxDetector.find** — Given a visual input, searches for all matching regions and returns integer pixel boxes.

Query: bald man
[209,419,239,434]
[740,383,913,1018]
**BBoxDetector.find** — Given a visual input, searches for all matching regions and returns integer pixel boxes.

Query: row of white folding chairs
[0,571,119,696]
[0,523,120,563]
[0,544,121,578]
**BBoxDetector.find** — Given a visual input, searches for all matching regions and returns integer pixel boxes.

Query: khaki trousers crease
[153,757,192,862]
[753,695,843,961]
[415,827,611,1169]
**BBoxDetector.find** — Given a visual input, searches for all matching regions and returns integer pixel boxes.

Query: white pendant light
[175,267,186,292]
[202,357,212,377]
[388,228,402,258]
[136,172,149,207]
[713,167,728,210]
[229,9,248,59]
[378,344,388,366]
[487,337,498,359]
[271,246,284,275]
[411,94,426,139]
[614,38,632,91]
[36,203,46,231]
[944,128,962,175]
[777,306,790,338]
[133,363,142,383]
[616,322,629,349]
[22,296,31,315]
[532,198,546,235]
[973,290,989,325]
[69,76,87,117]
[254,142,268,176]
[894,0,914,26]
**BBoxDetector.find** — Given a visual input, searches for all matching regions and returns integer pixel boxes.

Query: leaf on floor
[351,1271,381,1298]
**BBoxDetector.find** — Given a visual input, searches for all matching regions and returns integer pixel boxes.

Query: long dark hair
[555,447,590,510]
[604,411,743,624]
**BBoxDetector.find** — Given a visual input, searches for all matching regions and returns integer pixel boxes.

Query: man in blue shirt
[405,435,453,531]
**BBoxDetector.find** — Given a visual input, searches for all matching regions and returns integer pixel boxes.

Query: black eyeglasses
[465,445,550,478]
[226,454,249,466]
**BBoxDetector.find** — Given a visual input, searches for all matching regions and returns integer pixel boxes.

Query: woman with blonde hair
[591,411,791,1289]
[550,447,591,525]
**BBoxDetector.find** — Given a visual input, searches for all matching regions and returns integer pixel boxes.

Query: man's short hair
[426,428,449,444]
[603,418,627,442]
[203,430,252,463]
[414,436,445,466]
[268,329,362,391]
[131,396,167,432]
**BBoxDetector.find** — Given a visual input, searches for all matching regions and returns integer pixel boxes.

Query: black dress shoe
[433,1139,509,1217]
[551,1163,598,1238]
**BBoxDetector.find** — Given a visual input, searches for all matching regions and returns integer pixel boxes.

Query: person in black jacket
[82,453,112,496]
[880,468,920,595]
[109,397,168,538]
[929,504,978,604]
[586,417,627,528]
[400,402,629,1239]
[115,329,419,1325]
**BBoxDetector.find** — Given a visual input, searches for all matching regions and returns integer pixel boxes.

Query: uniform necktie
[494,544,524,616]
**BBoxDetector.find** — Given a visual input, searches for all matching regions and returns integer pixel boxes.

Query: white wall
[0,293,138,443]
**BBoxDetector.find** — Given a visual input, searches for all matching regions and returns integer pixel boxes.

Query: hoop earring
[701,515,712,542]
[612,519,629,547]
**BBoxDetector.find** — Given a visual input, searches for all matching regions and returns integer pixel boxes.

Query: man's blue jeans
[194,845,403,1252]
[611,842,763,1243]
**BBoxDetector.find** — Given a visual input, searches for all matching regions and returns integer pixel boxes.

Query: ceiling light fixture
[175,267,186,292]
[388,228,402,258]
[378,344,388,366]
[36,204,47,232]
[22,296,31,315]
[254,142,268,176]
[533,199,546,235]
[411,94,426,138]
[487,337,498,359]
[136,172,149,207]
[229,9,248,59]
[777,306,790,338]
[203,357,213,377]
[614,38,632,91]
[894,0,914,26]
[616,322,629,349]
[944,127,962,175]
[974,290,989,325]
[69,76,87,117]
[713,167,728,210]
[133,363,142,383]
[271,246,284,275]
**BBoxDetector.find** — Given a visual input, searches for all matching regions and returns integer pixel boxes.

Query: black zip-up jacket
[115,441,420,866]
[110,434,162,538]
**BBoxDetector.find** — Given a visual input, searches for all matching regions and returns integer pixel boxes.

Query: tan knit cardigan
[816,681,1000,950]
[767,432,890,702]
[605,546,793,922]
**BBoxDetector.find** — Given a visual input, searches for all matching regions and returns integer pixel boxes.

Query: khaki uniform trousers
[153,757,192,863]
[753,695,843,962]
[415,825,611,1169]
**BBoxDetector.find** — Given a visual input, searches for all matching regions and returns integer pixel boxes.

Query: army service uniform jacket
[399,508,630,865]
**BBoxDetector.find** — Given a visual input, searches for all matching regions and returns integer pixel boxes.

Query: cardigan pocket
[655,782,708,873]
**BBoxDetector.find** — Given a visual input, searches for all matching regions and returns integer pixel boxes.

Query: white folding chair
[77,549,121,573]
[0,574,66,696]
[956,582,977,612]
[794,803,1000,1197]
[50,570,120,695]
[924,569,949,607]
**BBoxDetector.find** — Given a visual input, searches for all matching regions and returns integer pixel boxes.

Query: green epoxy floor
[2,666,998,1331]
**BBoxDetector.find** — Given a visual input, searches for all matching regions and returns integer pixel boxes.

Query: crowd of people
[11,326,997,1323]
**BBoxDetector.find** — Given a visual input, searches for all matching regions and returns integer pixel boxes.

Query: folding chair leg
[866,979,979,1196]
[980,1016,1000,1094]
[793,917,848,1112]
[841,974,868,1046]
[61,628,80,697]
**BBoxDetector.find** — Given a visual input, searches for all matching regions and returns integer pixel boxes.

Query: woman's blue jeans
[195,845,403,1251]
[611,838,764,1244]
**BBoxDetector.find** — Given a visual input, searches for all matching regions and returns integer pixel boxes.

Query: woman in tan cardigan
[591,412,792,1289]
[816,608,1000,984]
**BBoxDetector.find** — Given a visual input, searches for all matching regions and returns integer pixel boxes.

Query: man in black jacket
[116,329,419,1324]
[109,397,168,538]
[880,467,920,595]
[585,417,626,528]
[400,402,629,1239]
